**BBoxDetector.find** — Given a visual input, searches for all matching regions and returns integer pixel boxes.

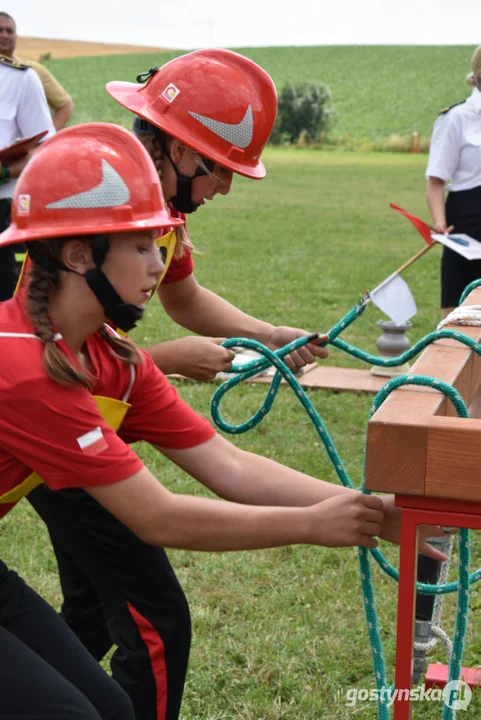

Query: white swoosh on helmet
[46,160,130,210]
[188,105,253,149]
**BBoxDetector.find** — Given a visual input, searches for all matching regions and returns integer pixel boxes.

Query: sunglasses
[193,156,216,178]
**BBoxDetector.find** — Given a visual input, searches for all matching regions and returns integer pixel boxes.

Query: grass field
[1,150,480,718]
[36,45,478,140]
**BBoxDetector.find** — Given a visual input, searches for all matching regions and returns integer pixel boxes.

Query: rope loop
[210,281,481,719]
[136,66,159,83]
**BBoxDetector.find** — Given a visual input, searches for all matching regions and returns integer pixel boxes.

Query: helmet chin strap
[132,116,208,214]
[28,236,144,333]
[170,174,201,215]
[152,125,201,214]
[83,267,144,332]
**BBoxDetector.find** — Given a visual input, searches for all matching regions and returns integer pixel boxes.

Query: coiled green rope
[210,295,480,719]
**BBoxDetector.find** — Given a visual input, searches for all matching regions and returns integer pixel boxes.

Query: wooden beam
[366,419,428,495]
[365,286,481,500]
[425,416,481,501]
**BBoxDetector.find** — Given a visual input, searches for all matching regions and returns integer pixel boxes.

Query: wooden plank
[290,366,387,393]
[368,386,446,424]
[365,388,445,495]
[170,365,388,393]
[425,416,481,502]
[471,351,481,401]
[365,285,481,499]
[461,286,481,306]
[408,344,473,416]
[365,420,428,495]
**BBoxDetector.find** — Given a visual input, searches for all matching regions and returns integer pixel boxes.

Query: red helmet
[106,49,277,180]
[0,122,183,247]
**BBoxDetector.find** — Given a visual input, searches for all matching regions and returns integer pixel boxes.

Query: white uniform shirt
[426,88,481,192]
[0,62,55,200]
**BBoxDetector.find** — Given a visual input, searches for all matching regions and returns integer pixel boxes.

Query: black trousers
[0,558,134,719]
[0,198,16,301]
[441,186,481,308]
[28,485,191,720]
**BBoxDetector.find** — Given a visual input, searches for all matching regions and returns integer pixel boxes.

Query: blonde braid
[136,132,194,259]
[98,326,143,364]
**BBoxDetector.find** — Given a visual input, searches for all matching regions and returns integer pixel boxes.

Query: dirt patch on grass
[16,37,171,60]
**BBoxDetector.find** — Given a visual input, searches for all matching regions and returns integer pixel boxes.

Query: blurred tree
[270,82,337,144]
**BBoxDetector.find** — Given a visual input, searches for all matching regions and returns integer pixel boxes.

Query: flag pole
[394,226,454,277]
[367,225,455,321]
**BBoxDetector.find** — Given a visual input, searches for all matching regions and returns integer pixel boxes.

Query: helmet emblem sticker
[45,160,130,210]
[17,194,31,215]
[188,105,253,148]
[161,83,181,103]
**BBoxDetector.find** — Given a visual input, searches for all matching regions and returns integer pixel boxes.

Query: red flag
[390,203,434,246]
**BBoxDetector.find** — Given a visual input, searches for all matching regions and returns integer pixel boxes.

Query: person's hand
[267,326,329,372]
[432,221,448,234]
[173,336,236,381]
[7,149,35,179]
[306,492,384,549]
[378,495,448,562]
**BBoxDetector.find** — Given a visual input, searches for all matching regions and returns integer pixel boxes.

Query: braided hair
[27,237,142,388]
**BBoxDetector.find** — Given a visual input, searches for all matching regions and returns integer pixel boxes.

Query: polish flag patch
[76,427,108,455]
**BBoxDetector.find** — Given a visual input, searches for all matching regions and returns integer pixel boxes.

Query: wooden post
[364,285,481,717]
[410,131,421,154]
[365,285,481,499]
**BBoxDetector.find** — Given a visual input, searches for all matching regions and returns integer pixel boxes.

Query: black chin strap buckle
[136,66,159,84]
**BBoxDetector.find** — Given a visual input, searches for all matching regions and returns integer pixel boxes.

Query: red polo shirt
[0,290,215,518]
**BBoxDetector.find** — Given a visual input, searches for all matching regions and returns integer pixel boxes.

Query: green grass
[43,45,477,139]
[2,150,481,718]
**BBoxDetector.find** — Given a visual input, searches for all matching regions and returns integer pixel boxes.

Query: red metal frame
[393,495,481,719]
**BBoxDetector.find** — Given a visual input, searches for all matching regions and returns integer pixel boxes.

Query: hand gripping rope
[210,284,481,720]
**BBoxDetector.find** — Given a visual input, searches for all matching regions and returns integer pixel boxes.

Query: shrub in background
[270,81,337,145]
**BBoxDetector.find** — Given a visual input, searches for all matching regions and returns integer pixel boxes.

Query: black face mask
[28,236,144,333]
[132,116,215,214]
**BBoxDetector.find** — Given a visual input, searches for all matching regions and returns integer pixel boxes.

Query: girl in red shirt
[2,123,445,719]
[107,48,330,381]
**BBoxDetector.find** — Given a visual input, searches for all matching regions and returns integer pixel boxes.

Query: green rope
[210,296,479,719]
[332,328,481,367]
[459,278,481,304]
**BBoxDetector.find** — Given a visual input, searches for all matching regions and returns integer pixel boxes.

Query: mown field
[2,148,481,719]
[40,45,477,140]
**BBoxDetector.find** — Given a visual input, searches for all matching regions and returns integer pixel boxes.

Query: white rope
[437,305,481,329]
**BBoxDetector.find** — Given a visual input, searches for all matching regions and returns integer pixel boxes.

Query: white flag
[370,273,417,325]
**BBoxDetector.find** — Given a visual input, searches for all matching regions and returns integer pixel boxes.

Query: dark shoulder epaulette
[0,55,28,70]
[439,100,466,115]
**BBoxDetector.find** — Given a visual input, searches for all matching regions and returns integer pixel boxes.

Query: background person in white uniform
[426,45,481,318]
[0,12,74,130]
[0,54,55,299]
